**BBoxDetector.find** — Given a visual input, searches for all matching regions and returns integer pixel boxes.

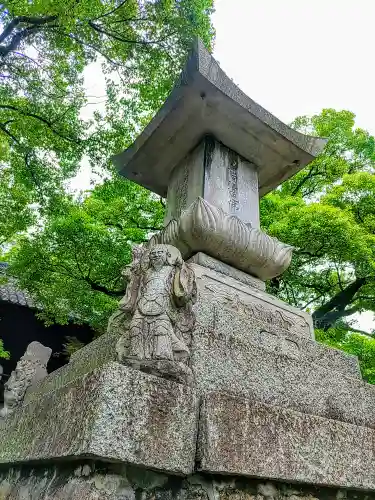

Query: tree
[9,177,165,332]
[259,109,375,381]
[0,0,214,254]
[261,109,375,332]
[0,339,10,359]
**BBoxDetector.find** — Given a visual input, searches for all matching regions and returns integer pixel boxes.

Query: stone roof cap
[112,38,327,197]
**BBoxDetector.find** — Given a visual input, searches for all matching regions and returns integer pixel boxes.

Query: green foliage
[262,109,375,326]
[0,0,214,334]
[261,109,375,381]
[9,178,165,331]
[316,326,375,384]
[0,339,10,359]
[0,0,214,253]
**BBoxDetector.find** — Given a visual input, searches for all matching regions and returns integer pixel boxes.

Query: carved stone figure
[116,244,197,385]
[0,342,51,419]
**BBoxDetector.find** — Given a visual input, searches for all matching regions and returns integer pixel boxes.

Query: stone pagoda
[1,40,375,500]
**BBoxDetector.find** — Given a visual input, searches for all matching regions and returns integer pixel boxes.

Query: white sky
[212,0,375,134]
[76,0,375,331]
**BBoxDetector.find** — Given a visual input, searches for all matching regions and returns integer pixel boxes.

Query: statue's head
[148,244,183,269]
[149,245,168,269]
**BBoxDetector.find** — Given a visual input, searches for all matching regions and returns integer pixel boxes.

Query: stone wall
[0,462,373,500]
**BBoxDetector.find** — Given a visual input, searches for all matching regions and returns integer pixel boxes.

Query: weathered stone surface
[0,342,51,418]
[198,392,375,490]
[193,263,314,340]
[2,462,375,500]
[187,252,265,291]
[165,137,260,227]
[113,39,326,198]
[24,328,121,404]
[0,362,198,475]
[187,265,375,429]
[149,198,294,280]
[27,264,366,433]
[115,244,197,385]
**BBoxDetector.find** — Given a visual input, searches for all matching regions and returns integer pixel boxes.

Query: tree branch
[129,217,161,231]
[0,104,82,144]
[94,0,130,20]
[0,16,58,58]
[341,322,374,337]
[67,33,118,66]
[88,20,177,47]
[312,277,367,329]
[291,165,322,196]
[0,121,18,143]
[83,276,125,297]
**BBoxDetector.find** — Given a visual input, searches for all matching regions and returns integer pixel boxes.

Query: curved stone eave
[112,38,327,198]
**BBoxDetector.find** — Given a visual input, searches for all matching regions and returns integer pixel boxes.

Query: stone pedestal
[0,363,198,475]
[3,464,375,500]
[2,262,375,493]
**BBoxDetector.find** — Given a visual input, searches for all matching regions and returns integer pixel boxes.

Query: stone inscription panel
[202,275,312,340]
[191,265,360,381]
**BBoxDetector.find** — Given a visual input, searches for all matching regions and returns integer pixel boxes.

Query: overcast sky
[213,0,375,133]
[211,0,375,331]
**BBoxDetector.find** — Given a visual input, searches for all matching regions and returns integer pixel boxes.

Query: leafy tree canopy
[259,109,375,381]
[9,178,164,331]
[0,339,10,359]
[262,109,375,331]
[0,0,214,244]
[0,0,214,356]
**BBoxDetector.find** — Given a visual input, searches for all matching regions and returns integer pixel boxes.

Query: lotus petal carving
[148,198,294,280]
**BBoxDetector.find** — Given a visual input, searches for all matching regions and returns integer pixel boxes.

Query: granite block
[0,362,198,475]
[24,329,121,404]
[192,263,314,340]
[187,265,375,429]
[190,323,375,428]
[3,463,375,500]
[198,392,375,490]
[187,252,265,290]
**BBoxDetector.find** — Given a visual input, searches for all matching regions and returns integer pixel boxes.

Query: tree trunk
[312,277,366,330]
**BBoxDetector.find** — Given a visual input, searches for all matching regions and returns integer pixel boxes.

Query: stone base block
[187,252,265,290]
[189,264,375,429]
[198,392,375,490]
[0,362,198,475]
